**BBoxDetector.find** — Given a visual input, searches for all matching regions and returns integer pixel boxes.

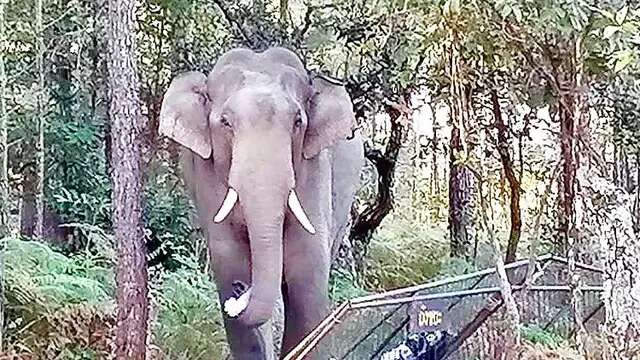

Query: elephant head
[158,48,355,327]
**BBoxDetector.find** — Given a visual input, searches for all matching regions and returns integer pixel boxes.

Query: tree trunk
[20,164,37,237]
[350,96,408,274]
[478,157,520,358]
[107,0,148,358]
[602,209,640,360]
[0,0,7,349]
[490,89,521,264]
[279,0,288,25]
[558,96,576,256]
[575,167,640,359]
[449,126,475,260]
[612,143,620,186]
[634,148,640,232]
[0,0,7,237]
[34,0,45,239]
[563,37,585,353]
[447,41,475,261]
[431,125,439,196]
[89,0,110,174]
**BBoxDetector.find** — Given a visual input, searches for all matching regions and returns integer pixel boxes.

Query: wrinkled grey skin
[159,47,363,359]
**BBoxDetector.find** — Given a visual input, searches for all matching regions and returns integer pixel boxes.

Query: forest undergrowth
[2,222,591,359]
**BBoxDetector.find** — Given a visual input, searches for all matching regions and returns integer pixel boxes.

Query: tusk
[213,188,238,223]
[224,286,252,317]
[288,190,316,234]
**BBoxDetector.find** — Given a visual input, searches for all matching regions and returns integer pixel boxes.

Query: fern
[3,237,231,359]
[3,237,115,358]
[151,264,229,359]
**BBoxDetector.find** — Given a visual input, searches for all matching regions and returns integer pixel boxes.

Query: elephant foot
[228,326,270,360]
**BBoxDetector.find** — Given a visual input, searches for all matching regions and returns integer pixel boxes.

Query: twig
[293,3,334,44]
[43,1,78,30]
[210,0,253,46]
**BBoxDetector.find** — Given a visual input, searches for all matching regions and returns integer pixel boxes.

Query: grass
[362,217,453,291]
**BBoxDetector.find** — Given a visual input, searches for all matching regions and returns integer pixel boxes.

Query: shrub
[3,238,115,358]
[150,255,229,359]
[363,218,448,291]
[328,269,369,303]
[3,238,230,359]
[143,165,198,271]
[520,325,564,349]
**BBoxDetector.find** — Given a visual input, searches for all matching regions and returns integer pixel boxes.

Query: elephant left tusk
[214,188,238,223]
[288,190,316,234]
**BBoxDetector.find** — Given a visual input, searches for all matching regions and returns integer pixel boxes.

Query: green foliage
[151,255,229,359]
[520,325,565,349]
[3,237,230,359]
[47,118,110,227]
[5,238,114,304]
[144,169,197,270]
[4,0,640,356]
[606,76,640,150]
[363,219,449,291]
[329,269,370,303]
[3,237,115,358]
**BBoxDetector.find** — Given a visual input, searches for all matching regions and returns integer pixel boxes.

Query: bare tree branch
[210,0,253,47]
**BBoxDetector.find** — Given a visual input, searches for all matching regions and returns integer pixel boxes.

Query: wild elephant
[159,47,363,359]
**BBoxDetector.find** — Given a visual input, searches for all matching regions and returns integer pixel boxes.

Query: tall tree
[34,0,45,239]
[447,38,476,261]
[490,87,521,263]
[0,0,7,350]
[350,95,409,273]
[106,0,148,357]
[0,0,7,236]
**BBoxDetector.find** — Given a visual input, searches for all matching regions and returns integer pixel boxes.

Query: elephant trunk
[238,195,286,326]
[228,133,293,327]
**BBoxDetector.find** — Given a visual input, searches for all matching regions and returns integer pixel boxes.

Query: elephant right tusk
[213,188,238,223]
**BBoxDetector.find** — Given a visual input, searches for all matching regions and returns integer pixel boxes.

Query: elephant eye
[220,115,231,128]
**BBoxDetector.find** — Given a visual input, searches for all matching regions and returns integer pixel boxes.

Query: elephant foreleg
[210,237,275,360]
[281,235,331,358]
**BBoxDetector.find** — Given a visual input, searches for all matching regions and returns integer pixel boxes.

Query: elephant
[158,47,364,359]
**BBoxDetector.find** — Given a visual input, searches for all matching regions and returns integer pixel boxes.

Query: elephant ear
[159,71,212,159]
[303,76,356,159]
